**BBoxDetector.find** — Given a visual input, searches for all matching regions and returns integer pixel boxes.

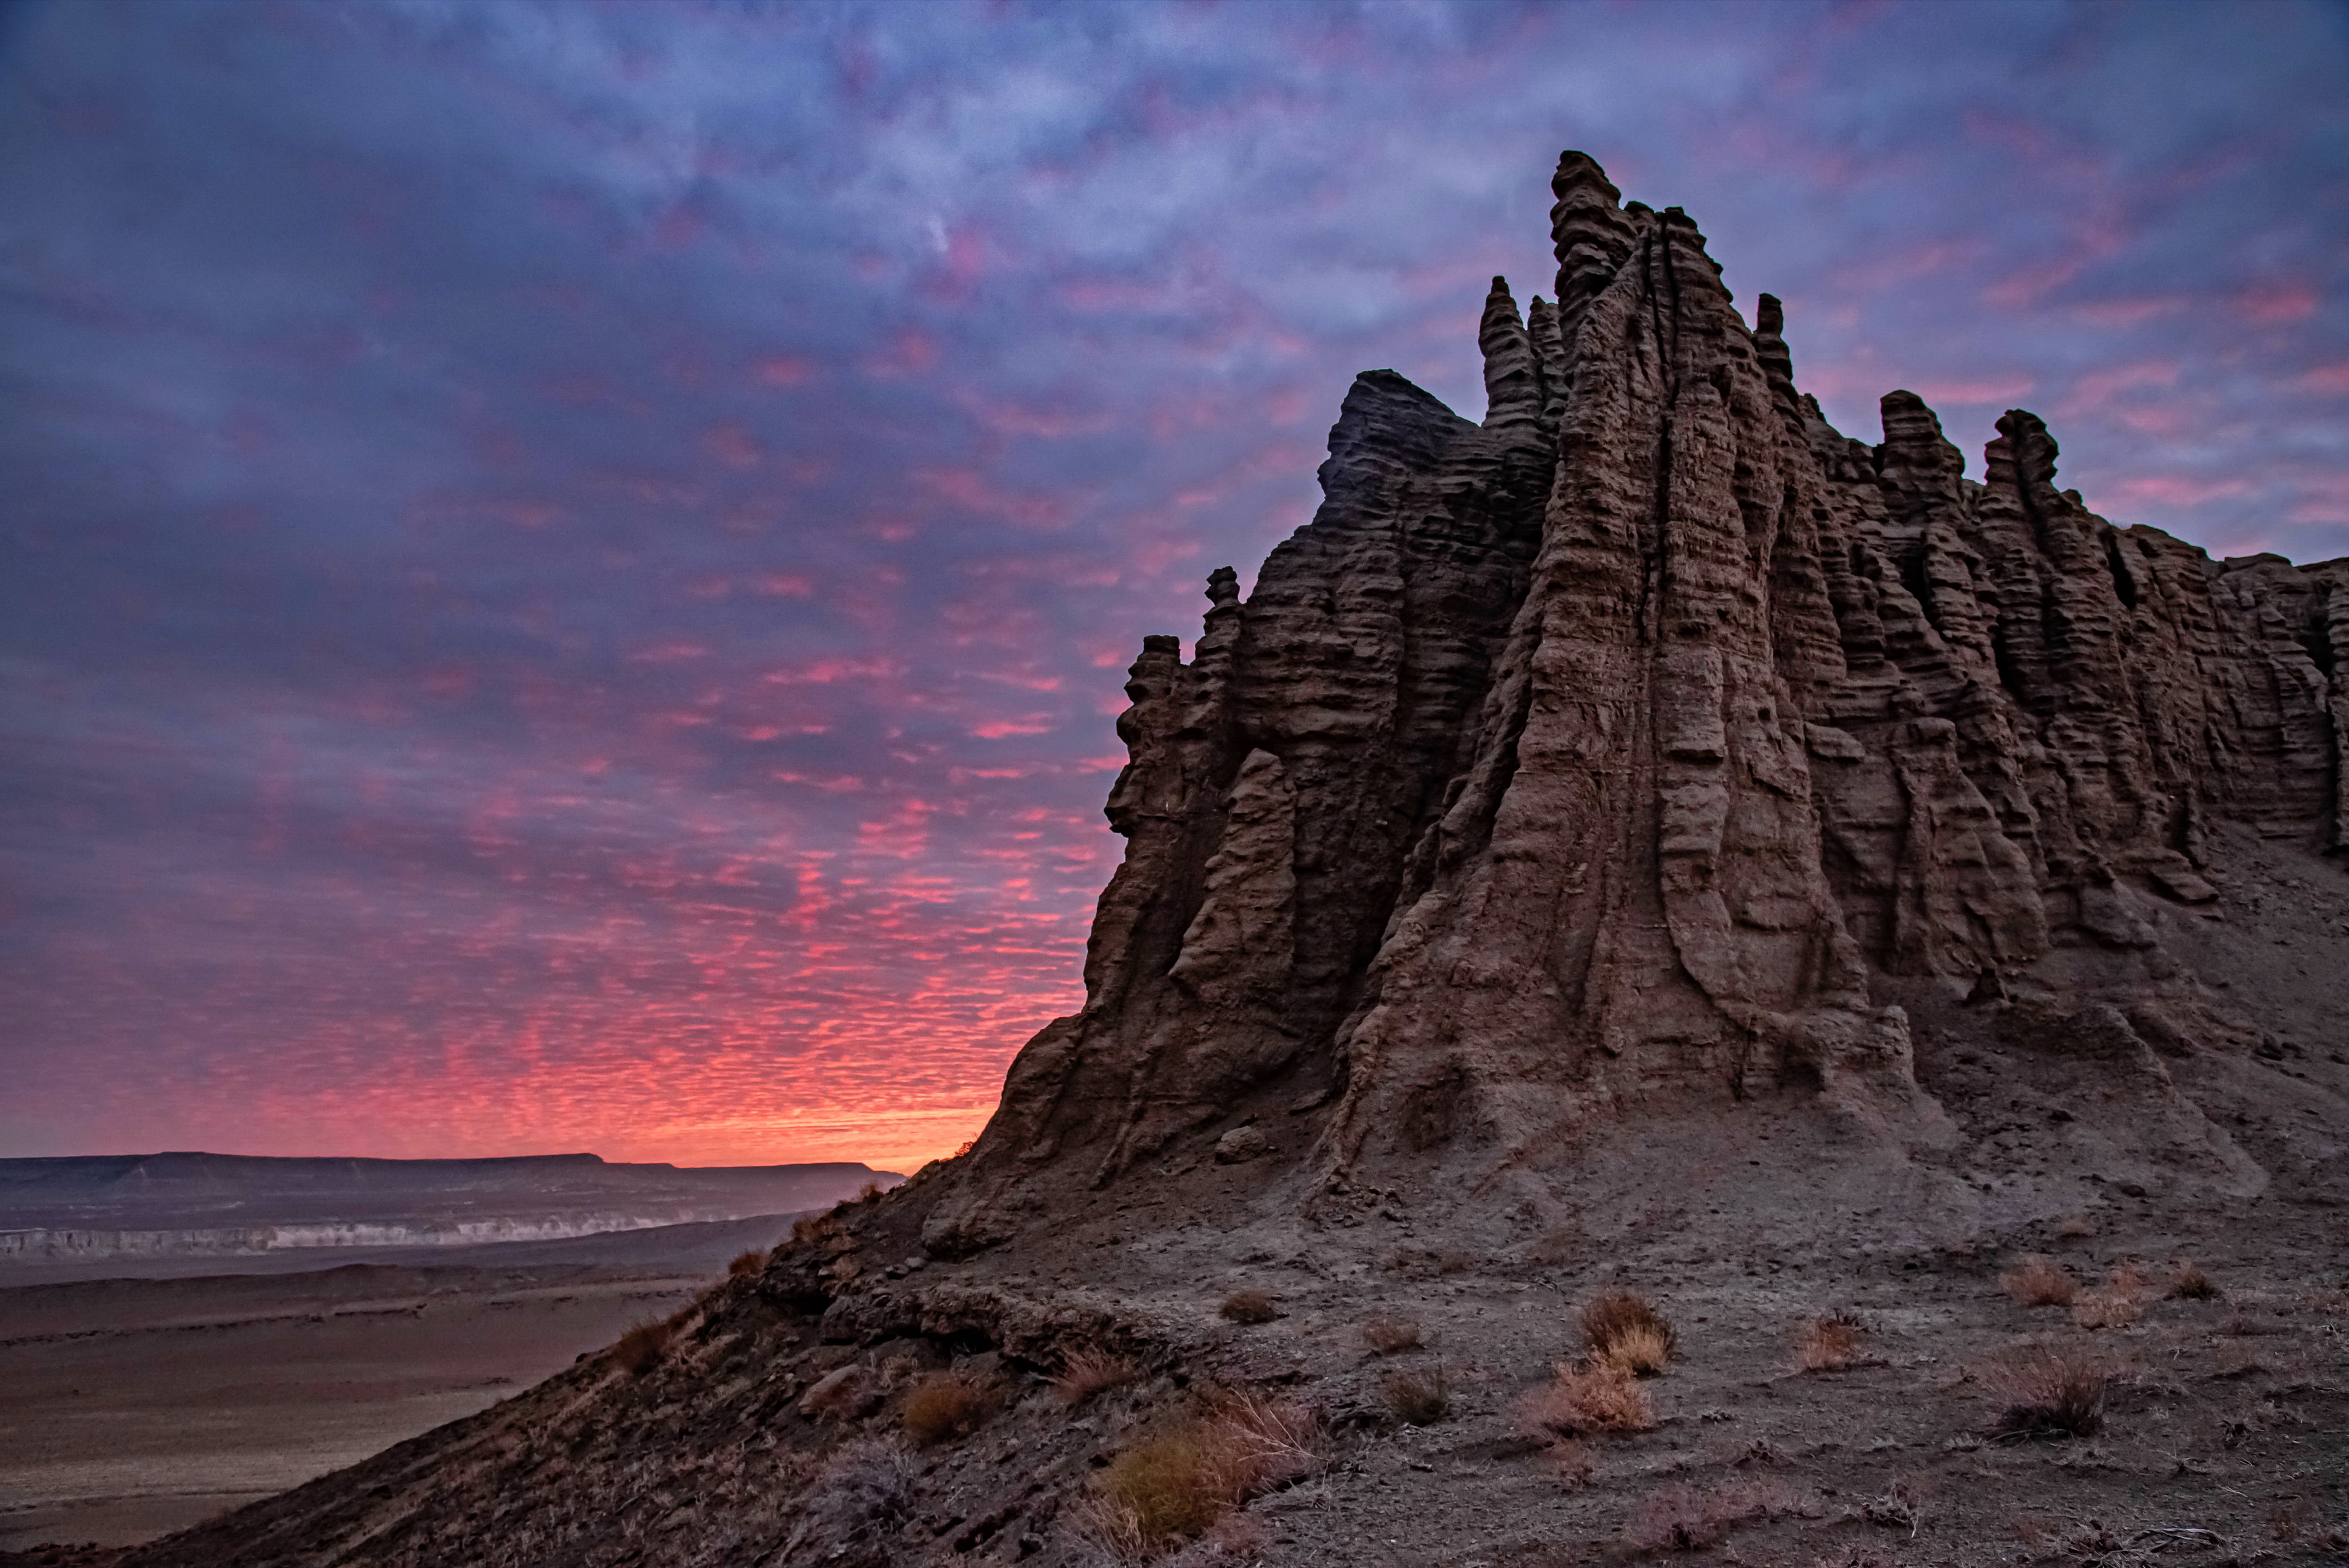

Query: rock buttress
[926,151,2342,1253]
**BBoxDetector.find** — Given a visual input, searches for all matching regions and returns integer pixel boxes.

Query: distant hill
[0,1151,901,1262]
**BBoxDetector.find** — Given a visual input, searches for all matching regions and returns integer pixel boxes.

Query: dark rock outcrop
[926,150,2346,1253]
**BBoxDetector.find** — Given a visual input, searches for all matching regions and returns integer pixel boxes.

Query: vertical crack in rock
[920,151,2339,1257]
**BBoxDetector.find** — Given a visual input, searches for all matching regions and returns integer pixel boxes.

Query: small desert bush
[1380,1366,1449,1426]
[727,1248,768,1278]
[1081,1392,1320,1553]
[1363,1316,1423,1356]
[1513,1361,1655,1440]
[1999,1254,2078,1307]
[790,1213,841,1246]
[801,1363,878,1421]
[1604,1322,1676,1377]
[613,1316,676,1375]
[2071,1291,2142,1330]
[1990,1351,2106,1441]
[857,1181,885,1205]
[1582,1291,1676,1373]
[2168,1261,2221,1300]
[1627,1480,1809,1552]
[1795,1314,1867,1372]
[784,1437,914,1559]
[1219,1289,1278,1325]
[900,1369,1001,1446]
[1053,1347,1137,1407]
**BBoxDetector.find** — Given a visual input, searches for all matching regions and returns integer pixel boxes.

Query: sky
[3,0,2345,1174]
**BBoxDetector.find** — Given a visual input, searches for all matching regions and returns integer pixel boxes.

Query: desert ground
[0,1214,796,1554]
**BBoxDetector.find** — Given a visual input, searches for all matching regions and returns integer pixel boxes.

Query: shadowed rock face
[924,151,2344,1254]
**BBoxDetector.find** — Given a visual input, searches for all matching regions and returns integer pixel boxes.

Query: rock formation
[923,150,2343,1254]
[107,148,2349,1568]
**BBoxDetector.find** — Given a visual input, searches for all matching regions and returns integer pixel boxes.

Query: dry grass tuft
[1513,1361,1656,1440]
[900,1369,1001,1446]
[1603,1321,1676,1377]
[1990,1351,2106,1441]
[1363,1316,1424,1356]
[727,1248,767,1278]
[1795,1314,1868,1373]
[1219,1289,1278,1325]
[1053,1347,1137,1407]
[1626,1480,1810,1552]
[612,1315,677,1375]
[1548,1438,1597,1487]
[1999,1254,2078,1307]
[2168,1261,2221,1300]
[786,1437,914,1559]
[2054,1215,2097,1239]
[2070,1291,2143,1330]
[1080,1392,1320,1554]
[1582,1291,1677,1369]
[790,1213,840,1247]
[1380,1366,1449,1426]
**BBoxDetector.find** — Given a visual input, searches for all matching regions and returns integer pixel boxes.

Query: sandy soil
[0,1214,800,1552]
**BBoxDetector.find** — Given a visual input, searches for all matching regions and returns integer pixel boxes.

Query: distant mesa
[0,1151,900,1263]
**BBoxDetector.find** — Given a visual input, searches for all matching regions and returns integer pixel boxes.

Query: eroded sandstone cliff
[925,150,2340,1254]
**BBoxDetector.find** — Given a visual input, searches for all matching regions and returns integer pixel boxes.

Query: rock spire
[923,150,2335,1255]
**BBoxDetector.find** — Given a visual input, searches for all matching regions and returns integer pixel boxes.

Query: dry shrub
[1363,1316,1423,1355]
[1548,1439,1597,1487]
[1582,1291,1677,1368]
[727,1248,768,1278]
[1053,1347,1137,1407]
[801,1363,879,1421]
[857,1181,885,1204]
[1990,1351,2106,1441]
[783,1437,914,1560]
[790,1213,840,1246]
[612,1316,676,1375]
[1999,1254,2078,1307]
[2054,1215,2097,1239]
[900,1369,1001,1446]
[2106,1261,2151,1297]
[2070,1291,2142,1330]
[1380,1367,1449,1426]
[1513,1361,1655,1439]
[1627,1480,1809,1552]
[2168,1261,2220,1301]
[1604,1321,1676,1377]
[1081,1392,1320,1553]
[1796,1314,1867,1373]
[1219,1289,1277,1325]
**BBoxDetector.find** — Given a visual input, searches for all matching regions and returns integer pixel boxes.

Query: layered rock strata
[925,151,2342,1252]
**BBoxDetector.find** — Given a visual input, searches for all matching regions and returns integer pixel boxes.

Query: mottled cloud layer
[3,0,2344,1170]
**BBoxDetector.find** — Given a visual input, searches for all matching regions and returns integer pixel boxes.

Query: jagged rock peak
[1477,275,1542,428]
[920,148,2339,1259]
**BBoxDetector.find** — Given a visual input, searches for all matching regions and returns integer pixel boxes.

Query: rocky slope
[87,151,2349,1568]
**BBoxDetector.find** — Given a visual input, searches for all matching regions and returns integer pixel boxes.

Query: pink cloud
[628,640,713,664]
[750,571,816,598]
[2237,283,2319,324]
[752,355,816,387]
[763,656,903,685]
[2061,359,2179,415]
[2296,363,2349,395]
[2070,296,2187,328]
[701,423,764,470]
[2106,475,2255,508]
[1910,372,2036,406]
[917,466,1072,531]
